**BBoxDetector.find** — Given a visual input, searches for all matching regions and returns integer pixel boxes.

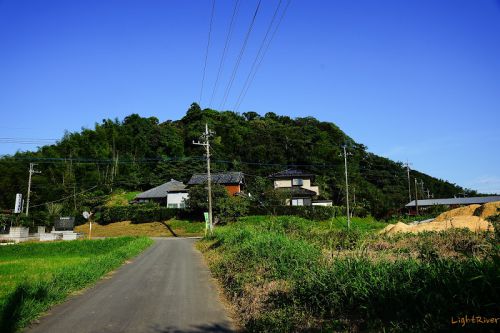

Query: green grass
[168,219,206,235]
[105,190,141,207]
[199,216,500,332]
[0,237,153,332]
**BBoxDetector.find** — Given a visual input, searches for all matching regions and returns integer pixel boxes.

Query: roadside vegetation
[198,215,500,332]
[0,237,153,333]
[75,219,205,237]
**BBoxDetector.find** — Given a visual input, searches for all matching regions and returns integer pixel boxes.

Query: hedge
[98,206,186,224]
[249,205,345,221]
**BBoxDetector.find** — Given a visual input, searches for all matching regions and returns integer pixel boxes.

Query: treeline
[0,103,471,218]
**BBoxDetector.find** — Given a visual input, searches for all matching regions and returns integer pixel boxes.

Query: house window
[292,178,303,186]
[167,203,179,208]
[291,199,304,206]
[179,202,186,209]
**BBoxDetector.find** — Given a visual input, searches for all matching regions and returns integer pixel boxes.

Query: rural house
[133,179,189,208]
[269,169,332,206]
[187,171,244,196]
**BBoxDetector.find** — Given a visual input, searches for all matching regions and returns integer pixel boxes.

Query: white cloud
[465,176,500,194]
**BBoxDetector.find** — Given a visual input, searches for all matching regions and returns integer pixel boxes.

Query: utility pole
[414,178,419,215]
[193,123,214,233]
[420,180,425,197]
[25,163,41,216]
[341,145,352,228]
[405,161,412,203]
[426,189,431,199]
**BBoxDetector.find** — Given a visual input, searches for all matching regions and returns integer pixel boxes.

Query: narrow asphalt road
[25,238,234,333]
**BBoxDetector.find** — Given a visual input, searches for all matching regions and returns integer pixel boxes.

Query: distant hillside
[0,103,471,217]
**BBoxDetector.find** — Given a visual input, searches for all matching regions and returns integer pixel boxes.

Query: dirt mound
[382,216,493,235]
[434,204,481,222]
[475,201,500,219]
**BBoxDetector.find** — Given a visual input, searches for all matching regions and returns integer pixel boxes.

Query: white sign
[83,211,90,220]
[14,193,23,214]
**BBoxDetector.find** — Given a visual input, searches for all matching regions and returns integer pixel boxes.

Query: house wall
[274,178,320,195]
[225,185,241,196]
[166,192,189,208]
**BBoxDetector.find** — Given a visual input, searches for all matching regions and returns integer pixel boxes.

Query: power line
[29,185,98,208]
[220,0,262,110]
[232,0,283,111]
[199,0,217,105]
[1,156,207,164]
[209,0,241,107]
[235,0,291,112]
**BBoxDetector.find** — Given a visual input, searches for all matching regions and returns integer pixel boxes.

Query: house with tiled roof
[269,169,332,206]
[133,179,189,208]
[187,171,244,196]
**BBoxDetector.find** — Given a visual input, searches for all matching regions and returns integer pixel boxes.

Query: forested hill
[0,103,471,217]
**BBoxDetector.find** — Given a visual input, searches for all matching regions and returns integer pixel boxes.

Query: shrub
[97,205,183,224]
[249,205,344,221]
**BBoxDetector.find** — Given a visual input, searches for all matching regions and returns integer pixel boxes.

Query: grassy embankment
[0,237,153,332]
[75,218,205,237]
[198,215,500,332]
[104,190,141,207]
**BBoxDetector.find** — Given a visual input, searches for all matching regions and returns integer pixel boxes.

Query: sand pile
[475,201,500,219]
[381,216,493,235]
[380,201,499,235]
[434,204,481,222]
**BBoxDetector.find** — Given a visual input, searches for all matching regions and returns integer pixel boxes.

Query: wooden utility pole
[414,178,419,215]
[193,124,214,233]
[341,145,352,228]
[405,161,412,203]
[25,163,41,216]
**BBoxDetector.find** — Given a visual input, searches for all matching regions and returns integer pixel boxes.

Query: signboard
[14,194,23,214]
[54,216,75,231]
[83,211,90,220]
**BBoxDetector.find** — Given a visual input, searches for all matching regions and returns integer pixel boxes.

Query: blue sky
[0,0,499,193]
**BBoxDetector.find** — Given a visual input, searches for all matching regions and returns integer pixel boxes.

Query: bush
[98,205,184,224]
[249,205,344,221]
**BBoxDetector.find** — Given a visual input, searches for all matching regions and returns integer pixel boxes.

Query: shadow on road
[160,222,178,237]
[151,323,234,333]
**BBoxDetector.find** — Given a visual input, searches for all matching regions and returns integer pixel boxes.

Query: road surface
[26,238,234,333]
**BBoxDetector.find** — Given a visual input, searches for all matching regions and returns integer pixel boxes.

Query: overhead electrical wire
[0,137,57,144]
[232,0,283,111]
[220,0,262,110]
[199,0,217,105]
[209,0,241,108]
[234,0,291,112]
[29,185,99,208]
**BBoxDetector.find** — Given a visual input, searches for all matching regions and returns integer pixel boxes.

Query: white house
[133,179,189,208]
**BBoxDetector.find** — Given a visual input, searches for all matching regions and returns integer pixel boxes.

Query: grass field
[105,190,141,207]
[198,215,500,332]
[74,219,205,237]
[0,237,153,332]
